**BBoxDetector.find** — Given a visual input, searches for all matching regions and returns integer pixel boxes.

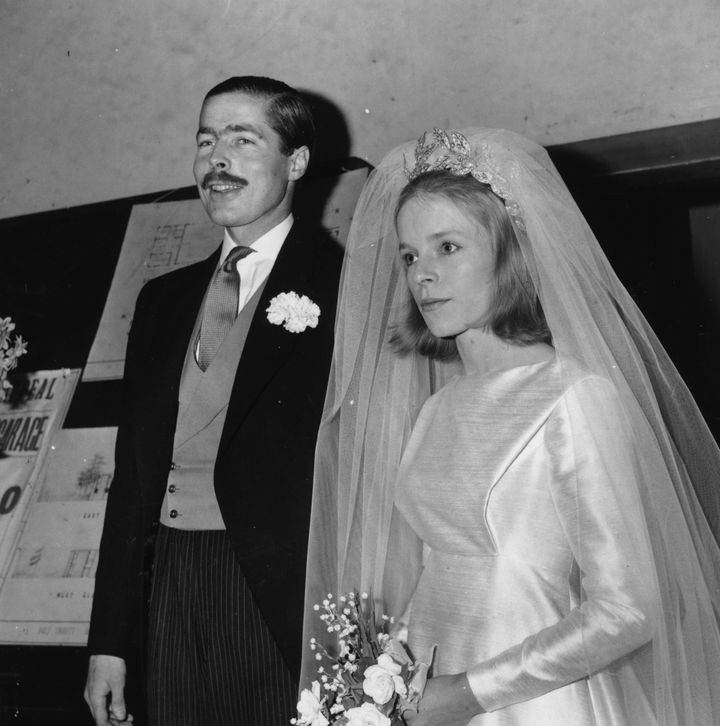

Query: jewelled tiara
[403,128,525,231]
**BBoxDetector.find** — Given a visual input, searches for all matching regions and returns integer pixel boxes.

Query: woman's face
[397,194,495,340]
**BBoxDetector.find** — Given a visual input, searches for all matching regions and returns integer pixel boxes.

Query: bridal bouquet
[293,592,429,726]
[0,317,28,401]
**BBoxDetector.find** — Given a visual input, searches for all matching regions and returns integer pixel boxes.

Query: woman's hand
[404,672,484,726]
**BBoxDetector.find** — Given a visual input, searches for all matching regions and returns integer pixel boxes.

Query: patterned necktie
[196,245,254,371]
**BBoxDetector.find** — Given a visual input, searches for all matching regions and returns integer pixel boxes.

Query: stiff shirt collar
[220,214,293,313]
[220,214,293,266]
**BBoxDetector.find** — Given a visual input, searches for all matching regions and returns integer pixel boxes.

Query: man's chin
[202,204,248,229]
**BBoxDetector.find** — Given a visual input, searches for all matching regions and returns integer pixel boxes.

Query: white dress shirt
[220,214,293,314]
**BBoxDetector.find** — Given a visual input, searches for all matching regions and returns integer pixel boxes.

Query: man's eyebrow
[196,123,265,139]
[225,123,265,139]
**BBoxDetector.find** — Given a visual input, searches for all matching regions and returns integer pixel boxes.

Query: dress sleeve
[466,375,659,712]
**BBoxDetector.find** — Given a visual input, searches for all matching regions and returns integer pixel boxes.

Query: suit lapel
[150,249,219,383]
[219,224,313,455]
[134,248,220,489]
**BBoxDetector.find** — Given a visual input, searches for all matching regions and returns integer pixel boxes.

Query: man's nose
[210,141,230,170]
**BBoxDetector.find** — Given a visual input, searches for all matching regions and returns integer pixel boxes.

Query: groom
[84,76,342,725]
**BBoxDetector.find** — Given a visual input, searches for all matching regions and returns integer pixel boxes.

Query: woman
[302,128,720,725]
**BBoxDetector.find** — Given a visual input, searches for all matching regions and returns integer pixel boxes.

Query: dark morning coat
[87,222,343,681]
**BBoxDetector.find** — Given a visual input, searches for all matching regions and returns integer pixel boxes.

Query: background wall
[2,0,720,219]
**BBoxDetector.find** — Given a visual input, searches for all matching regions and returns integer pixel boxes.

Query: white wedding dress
[302,129,720,724]
[395,357,660,726]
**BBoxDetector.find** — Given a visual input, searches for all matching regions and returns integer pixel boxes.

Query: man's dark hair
[391,170,552,361]
[204,76,315,156]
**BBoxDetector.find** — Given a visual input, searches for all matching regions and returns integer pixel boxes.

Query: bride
[302,128,720,725]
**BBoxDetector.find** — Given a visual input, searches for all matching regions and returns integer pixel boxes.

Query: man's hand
[84,654,133,725]
[403,672,483,726]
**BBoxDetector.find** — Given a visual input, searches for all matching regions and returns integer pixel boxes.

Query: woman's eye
[440,241,459,254]
[401,252,417,267]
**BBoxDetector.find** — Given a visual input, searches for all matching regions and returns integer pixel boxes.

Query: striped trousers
[146,525,297,725]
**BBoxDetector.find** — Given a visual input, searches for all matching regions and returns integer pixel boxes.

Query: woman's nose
[415,260,437,284]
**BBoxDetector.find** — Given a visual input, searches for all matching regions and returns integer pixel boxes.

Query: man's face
[193,91,308,242]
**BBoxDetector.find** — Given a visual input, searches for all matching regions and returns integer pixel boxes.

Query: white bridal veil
[302,128,720,724]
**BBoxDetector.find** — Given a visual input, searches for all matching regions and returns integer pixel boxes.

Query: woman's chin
[426,325,459,339]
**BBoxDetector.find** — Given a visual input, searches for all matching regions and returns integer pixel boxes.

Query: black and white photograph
[2,2,720,724]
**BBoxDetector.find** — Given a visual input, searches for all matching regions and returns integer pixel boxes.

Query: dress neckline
[456,352,558,385]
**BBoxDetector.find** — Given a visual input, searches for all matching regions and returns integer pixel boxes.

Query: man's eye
[197,138,214,148]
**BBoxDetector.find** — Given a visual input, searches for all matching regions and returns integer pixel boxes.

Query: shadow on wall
[294,88,368,233]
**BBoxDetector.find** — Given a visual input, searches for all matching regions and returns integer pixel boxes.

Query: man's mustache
[201,172,248,189]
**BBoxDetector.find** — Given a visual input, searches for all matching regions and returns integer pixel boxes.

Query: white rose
[344,702,391,726]
[376,653,402,676]
[362,653,406,705]
[296,682,329,726]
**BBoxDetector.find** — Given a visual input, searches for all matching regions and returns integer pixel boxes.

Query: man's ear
[288,146,310,182]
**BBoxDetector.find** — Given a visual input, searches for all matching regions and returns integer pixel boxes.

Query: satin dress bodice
[395,359,658,726]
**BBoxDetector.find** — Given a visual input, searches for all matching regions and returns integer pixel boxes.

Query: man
[84,76,343,725]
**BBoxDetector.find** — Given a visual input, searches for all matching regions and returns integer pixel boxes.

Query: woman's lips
[419,298,449,312]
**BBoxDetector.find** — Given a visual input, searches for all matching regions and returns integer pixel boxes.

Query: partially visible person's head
[392,170,551,360]
[203,76,315,155]
[194,77,313,242]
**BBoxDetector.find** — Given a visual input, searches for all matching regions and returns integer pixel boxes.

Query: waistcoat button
[169,509,178,519]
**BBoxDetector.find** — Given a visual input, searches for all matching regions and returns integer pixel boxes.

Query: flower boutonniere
[266,291,320,333]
